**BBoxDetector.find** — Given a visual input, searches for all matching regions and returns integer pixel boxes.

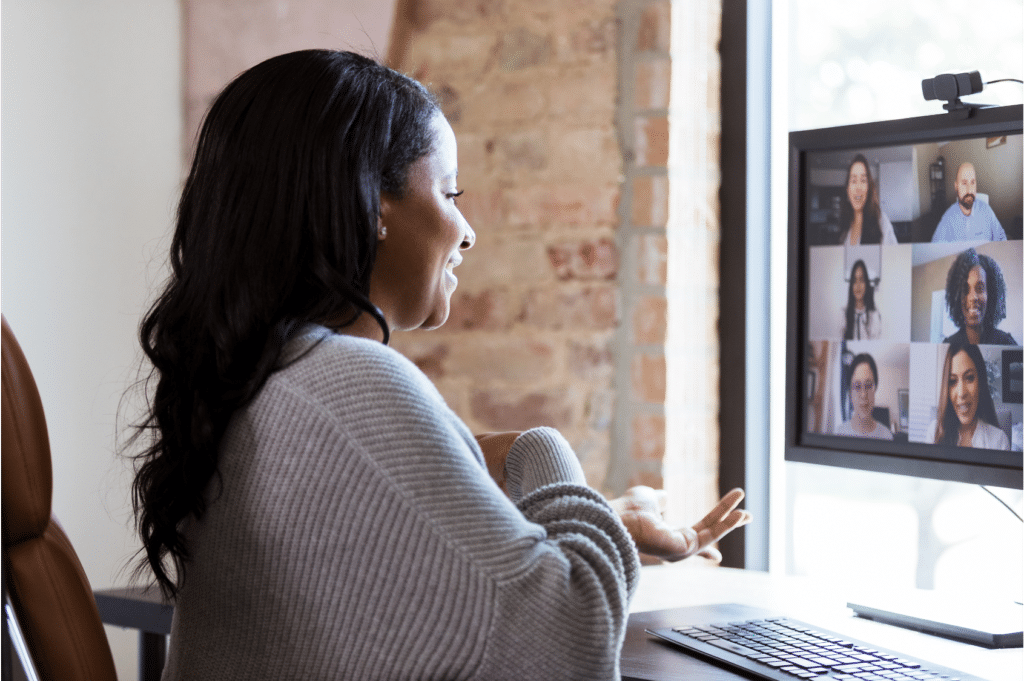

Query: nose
[460,223,476,250]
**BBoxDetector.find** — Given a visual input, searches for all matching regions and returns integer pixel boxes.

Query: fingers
[700,509,752,548]
[693,488,746,532]
[618,485,661,512]
[625,510,697,561]
[614,486,752,563]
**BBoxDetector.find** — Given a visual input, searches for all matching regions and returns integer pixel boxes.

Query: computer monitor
[786,104,1023,490]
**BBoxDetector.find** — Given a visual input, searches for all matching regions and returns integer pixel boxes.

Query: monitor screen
[786,104,1023,489]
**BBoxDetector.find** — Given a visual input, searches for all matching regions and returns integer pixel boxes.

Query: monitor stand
[848,590,1022,649]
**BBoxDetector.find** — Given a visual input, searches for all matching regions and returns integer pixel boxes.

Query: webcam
[922,71,990,118]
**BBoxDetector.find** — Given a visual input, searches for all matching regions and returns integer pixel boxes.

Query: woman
[835,353,893,439]
[842,260,882,340]
[943,248,1016,345]
[837,154,897,246]
[130,50,749,680]
[929,342,1009,450]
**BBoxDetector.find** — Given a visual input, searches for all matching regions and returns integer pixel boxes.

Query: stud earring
[378,226,387,239]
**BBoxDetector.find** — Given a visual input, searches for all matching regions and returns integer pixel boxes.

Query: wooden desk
[623,563,1022,681]
[97,564,1021,681]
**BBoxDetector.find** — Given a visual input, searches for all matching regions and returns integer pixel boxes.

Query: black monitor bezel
[785,104,1023,490]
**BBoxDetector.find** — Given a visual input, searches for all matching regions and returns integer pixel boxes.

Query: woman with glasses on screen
[835,353,893,439]
[929,342,1009,450]
[842,260,882,340]
[837,154,897,246]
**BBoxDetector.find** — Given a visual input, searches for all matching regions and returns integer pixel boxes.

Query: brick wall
[389,0,624,490]
[392,0,721,517]
[182,0,396,157]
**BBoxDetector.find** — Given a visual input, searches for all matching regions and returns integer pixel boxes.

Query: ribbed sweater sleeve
[160,328,639,681]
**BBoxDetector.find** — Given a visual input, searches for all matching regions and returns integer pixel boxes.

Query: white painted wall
[1,1,182,678]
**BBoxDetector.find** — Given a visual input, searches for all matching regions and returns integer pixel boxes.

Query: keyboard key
[789,657,820,669]
[704,638,761,658]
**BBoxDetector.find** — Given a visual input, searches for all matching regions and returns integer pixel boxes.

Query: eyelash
[447,190,464,203]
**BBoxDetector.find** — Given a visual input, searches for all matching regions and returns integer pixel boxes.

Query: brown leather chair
[2,315,118,680]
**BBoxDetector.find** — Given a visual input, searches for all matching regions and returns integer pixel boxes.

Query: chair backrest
[1,315,118,681]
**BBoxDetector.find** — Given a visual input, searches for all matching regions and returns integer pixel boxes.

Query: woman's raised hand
[474,432,752,562]
[608,486,752,563]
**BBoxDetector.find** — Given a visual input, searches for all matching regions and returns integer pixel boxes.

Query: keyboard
[647,611,987,681]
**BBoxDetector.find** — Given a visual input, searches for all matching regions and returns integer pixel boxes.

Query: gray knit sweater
[161,326,639,680]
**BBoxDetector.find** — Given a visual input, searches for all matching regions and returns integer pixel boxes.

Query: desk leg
[139,632,167,681]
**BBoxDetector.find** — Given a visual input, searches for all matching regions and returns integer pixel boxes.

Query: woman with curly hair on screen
[929,342,1009,450]
[837,154,897,246]
[943,248,1016,345]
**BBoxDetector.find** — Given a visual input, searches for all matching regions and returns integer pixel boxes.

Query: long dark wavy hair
[843,259,876,340]
[838,154,882,245]
[934,342,999,446]
[944,248,1007,332]
[130,50,439,596]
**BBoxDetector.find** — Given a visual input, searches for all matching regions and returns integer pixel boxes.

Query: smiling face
[961,265,988,332]
[948,350,980,429]
[371,113,475,332]
[955,163,977,215]
[849,361,876,421]
[846,161,869,214]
